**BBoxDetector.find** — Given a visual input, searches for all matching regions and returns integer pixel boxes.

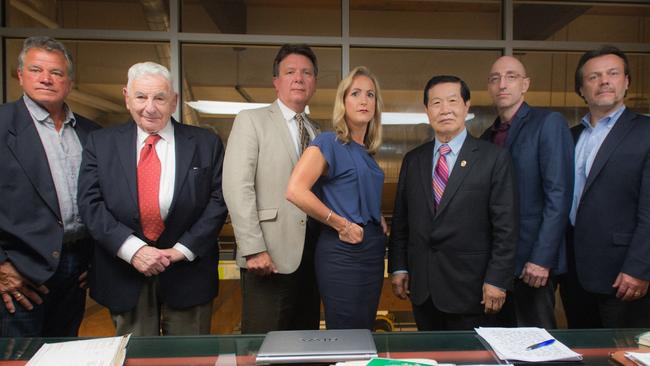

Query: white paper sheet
[26,334,130,366]
[475,327,582,363]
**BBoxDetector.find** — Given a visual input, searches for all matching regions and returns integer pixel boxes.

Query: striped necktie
[433,144,451,209]
[295,113,310,154]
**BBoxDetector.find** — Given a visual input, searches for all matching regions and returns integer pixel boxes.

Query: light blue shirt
[569,106,626,225]
[25,94,86,243]
[432,128,467,182]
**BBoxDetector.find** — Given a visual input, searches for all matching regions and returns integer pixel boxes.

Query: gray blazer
[223,100,319,273]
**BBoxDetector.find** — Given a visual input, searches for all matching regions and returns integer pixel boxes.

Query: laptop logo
[300,337,339,342]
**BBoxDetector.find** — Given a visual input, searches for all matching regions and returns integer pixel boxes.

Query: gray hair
[126,62,174,92]
[18,36,75,81]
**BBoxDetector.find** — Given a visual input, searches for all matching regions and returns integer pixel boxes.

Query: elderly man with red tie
[78,61,228,335]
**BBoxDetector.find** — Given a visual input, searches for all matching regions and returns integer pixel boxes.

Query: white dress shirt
[117,121,196,263]
[277,99,316,155]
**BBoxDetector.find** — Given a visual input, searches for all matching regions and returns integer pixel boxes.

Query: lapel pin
[460,160,467,167]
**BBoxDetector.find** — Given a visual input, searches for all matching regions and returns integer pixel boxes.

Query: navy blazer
[0,98,99,284]
[78,120,228,312]
[481,102,574,276]
[571,108,650,295]
[389,135,517,314]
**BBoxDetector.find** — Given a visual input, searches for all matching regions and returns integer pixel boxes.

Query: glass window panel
[181,0,341,36]
[350,0,501,39]
[514,1,650,43]
[511,50,650,125]
[5,0,168,31]
[5,38,169,126]
[182,44,342,140]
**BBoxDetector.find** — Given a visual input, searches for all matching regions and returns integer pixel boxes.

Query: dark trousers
[559,227,650,328]
[0,241,89,337]
[316,223,385,330]
[412,296,498,331]
[497,277,557,328]
[240,220,320,334]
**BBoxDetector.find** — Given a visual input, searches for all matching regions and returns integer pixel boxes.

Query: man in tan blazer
[223,44,321,333]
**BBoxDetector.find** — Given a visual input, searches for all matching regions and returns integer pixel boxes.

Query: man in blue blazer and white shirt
[481,56,574,328]
[0,36,100,337]
[78,62,228,335]
[560,46,650,328]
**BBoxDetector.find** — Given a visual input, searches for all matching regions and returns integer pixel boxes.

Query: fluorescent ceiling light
[187,100,473,124]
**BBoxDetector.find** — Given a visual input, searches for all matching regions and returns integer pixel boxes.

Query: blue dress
[311,132,386,330]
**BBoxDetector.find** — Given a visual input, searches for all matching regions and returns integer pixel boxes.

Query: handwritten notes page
[475,327,582,363]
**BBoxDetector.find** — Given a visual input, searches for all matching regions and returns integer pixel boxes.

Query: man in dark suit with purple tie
[561,46,650,328]
[389,75,517,330]
[78,62,228,335]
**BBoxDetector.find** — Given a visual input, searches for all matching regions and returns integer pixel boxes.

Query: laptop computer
[255,329,378,365]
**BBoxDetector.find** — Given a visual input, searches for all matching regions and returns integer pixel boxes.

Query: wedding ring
[13,292,22,300]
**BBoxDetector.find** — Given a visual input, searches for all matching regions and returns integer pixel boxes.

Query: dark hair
[18,36,75,81]
[272,44,318,77]
[423,75,470,105]
[574,45,630,99]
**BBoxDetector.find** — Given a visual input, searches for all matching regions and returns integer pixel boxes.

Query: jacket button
[52,251,60,258]
[299,219,305,225]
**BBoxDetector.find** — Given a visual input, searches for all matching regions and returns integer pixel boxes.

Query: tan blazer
[223,100,319,274]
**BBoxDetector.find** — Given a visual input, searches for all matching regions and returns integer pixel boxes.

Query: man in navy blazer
[0,37,100,336]
[481,56,574,328]
[389,75,517,330]
[560,46,650,328]
[78,62,227,335]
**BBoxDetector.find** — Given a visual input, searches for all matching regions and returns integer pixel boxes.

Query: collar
[492,102,527,131]
[435,128,467,155]
[23,94,76,127]
[276,98,306,122]
[580,105,626,130]
[137,119,174,146]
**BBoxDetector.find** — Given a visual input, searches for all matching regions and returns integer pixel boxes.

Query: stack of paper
[336,358,438,365]
[638,331,650,347]
[475,327,582,363]
[626,352,650,366]
[26,334,131,366]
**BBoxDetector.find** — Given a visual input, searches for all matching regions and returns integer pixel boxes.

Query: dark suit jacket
[389,134,517,314]
[571,108,650,295]
[0,98,99,284]
[78,120,228,313]
[480,102,574,276]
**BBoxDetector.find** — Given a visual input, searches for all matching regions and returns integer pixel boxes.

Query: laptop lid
[255,329,378,365]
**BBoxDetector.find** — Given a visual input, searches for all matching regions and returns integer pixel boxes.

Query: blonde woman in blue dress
[286,66,387,329]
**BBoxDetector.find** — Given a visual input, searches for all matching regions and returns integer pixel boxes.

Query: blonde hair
[332,66,383,154]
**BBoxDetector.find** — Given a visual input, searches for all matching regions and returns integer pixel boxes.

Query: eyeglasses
[488,74,526,84]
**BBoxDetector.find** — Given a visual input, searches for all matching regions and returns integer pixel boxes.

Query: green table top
[0,328,647,365]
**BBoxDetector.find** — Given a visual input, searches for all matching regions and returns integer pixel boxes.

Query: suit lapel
[416,141,437,217]
[583,109,636,195]
[505,102,530,149]
[6,99,61,219]
[168,120,195,214]
[269,101,300,165]
[116,121,138,206]
[436,136,478,217]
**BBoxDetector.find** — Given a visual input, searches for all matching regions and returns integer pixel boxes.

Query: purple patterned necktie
[433,144,451,209]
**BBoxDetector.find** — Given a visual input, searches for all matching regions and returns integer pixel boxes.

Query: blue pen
[526,339,555,350]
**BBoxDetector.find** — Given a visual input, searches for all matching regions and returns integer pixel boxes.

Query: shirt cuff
[117,235,147,263]
[392,270,408,275]
[484,282,506,292]
[173,243,196,262]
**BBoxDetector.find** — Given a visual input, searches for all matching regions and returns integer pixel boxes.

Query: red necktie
[137,134,165,241]
[432,144,451,208]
